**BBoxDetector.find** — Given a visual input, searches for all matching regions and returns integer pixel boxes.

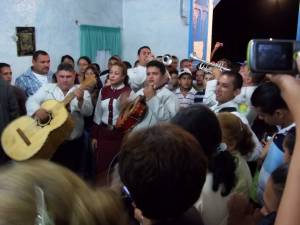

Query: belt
[101,123,115,131]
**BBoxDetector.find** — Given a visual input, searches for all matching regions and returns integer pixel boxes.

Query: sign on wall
[16,27,36,56]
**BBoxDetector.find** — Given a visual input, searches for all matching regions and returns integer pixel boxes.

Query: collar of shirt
[211,99,238,112]
[110,83,125,90]
[277,123,295,134]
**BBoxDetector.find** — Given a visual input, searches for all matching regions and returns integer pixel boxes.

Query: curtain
[96,50,111,71]
[80,25,121,61]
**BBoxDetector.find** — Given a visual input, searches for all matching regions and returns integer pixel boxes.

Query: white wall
[0,0,123,79]
[122,0,190,65]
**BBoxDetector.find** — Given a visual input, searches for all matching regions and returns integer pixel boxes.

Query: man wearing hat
[174,68,197,108]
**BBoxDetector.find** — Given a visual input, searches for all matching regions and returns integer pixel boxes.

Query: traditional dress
[92,84,132,178]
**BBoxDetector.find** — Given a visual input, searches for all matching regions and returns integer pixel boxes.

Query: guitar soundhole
[37,113,53,127]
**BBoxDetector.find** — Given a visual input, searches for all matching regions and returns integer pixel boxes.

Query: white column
[206,0,214,61]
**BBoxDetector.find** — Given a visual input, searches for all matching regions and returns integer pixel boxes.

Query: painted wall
[0,0,123,80]
[122,0,190,65]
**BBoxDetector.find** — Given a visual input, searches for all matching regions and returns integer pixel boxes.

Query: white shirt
[203,79,217,107]
[211,100,263,161]
[26,83,93,140]
[133,86,180,131]
[32,71,49,86]
[128,65,147,92]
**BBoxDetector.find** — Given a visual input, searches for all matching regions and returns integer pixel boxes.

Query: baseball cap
[178,68,192,78]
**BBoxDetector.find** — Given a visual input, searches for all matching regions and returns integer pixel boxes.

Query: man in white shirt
[15,50,53,96]
[134,60,180,130]
[210,71,262,161]
[26,63,93,173]
[128,46,152,92]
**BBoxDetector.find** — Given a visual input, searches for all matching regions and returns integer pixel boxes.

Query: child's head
[195,70,205,86]
[262,165,288,215]
[178,68,193,91]
[170,70,179,88]
[283,131,295,164]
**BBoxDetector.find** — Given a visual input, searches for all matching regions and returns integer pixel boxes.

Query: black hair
[33,50,49,61]
[118,124,207,220]
[77,56,91,65]
[123,61,132,69]
[91,63,101,73]
[0,63,10,70]
[271,164,289,199]
[221,71,243,90]
[171,55,178,60]
[56,63,75,73]
[171,105,236,196]
[146,60,166,76]
[60,55,74,64]
[137,46,151,55]
[251,82,288,115]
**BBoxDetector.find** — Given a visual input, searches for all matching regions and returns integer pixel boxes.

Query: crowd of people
[0,43,299,225]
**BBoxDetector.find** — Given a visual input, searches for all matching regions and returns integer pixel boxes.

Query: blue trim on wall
[297,3,300,40]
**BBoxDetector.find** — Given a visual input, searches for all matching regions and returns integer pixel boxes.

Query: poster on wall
[189,0,209,60]
[16,27,36,56]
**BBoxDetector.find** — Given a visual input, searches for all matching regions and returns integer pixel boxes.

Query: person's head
[204,72,215,87]
[283,131,295,164]
[119,124,207,221]
[178,68,193,91]
[170,69,179,88]
[61,55,75,68]
[171,105,236,196]
[146,60,167,88]
[217,112,255,156]
[0,63,12,83]
[0,160,128,225]
[195,70,205,86]
[262,165,288,215]
[122,61,132,70]
[83,65,100,88]
[32,50,50,75]
[215,71,243,104]
[91,63,101,74]
[108,56,121,70]
[109,61,128,86]
[170,55,179,71]
[137,46,151,66]
[77,56,91,74]
[55,63,76,92]
[251,82,290,126]
[180,59,193,71]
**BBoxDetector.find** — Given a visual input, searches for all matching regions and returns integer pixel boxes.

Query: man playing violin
[133,60,180,130]
[26,63,93,174]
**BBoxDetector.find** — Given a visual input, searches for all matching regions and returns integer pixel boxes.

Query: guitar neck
[62,91,76,106]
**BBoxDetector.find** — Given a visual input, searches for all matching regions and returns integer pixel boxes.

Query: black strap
[219,107,237,112]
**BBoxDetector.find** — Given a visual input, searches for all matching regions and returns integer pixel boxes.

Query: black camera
[247,39,300,74]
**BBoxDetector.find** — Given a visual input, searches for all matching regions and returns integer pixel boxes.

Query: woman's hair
[171,105,236,196]
[77,56,91,65]
[61,55,75,64]
[0,160,127,225]
[217,112,255,156]
[110,61,129,86]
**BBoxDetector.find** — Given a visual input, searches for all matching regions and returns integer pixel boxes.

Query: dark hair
[61,55,74,64]
[122,61,132,69]
[33,50,49,61]
[283,131,296,157]
[110,61,129,86]
[171,105,236,196]
[56,63,75,73]
[171,55,178,60]
[118,124,207,220]
[220,71,243,90]
[109,55,121,62]
[92,63,101,73]
[146,60,166,76]
[137,46,151,55]
[270,164,289,200]
[77,56,91,65]
[180,59,189,68]
[251,82,288,115]
[0,63,10,71]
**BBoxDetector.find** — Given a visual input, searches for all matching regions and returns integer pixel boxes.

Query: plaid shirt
[15,67,53,97]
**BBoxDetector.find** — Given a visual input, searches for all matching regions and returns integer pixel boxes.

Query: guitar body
[1,99,74,161]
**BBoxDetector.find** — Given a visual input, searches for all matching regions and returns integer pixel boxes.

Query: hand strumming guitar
[34,108,50,124]
[74,88,84,108]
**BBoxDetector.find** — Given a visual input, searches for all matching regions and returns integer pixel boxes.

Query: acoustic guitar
[1,78,96,161]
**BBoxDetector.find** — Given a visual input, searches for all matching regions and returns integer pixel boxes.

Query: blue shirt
[15,67,53,97]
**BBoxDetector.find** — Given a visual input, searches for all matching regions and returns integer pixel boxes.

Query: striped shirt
[174,87,196,108]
